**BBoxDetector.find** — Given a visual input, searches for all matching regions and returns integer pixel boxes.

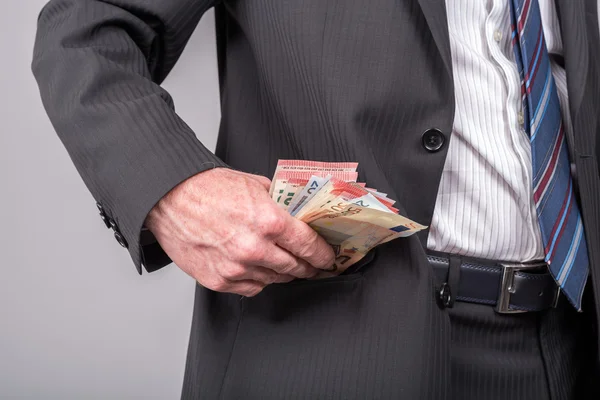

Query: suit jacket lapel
[554,0,589,121]
[416,0,453,77]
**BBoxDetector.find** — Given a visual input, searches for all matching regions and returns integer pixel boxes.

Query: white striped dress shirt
[427,0,572,262]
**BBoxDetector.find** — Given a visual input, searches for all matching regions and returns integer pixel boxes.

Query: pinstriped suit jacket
[33,0,600,398]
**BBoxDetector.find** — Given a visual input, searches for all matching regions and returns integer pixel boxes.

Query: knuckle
[232,236,264,261]
[259,210,286,236]
[302,265,319,278]
[278,262,298,276]
[275,274,295,283]
[249,245,267,262]
[221,264,247,280]
[261,271,279,284]
[313,243,335,266]
[297,231,319,257]
[324,248,336,264]
[245,246,265,263]
[243,284,265,297]
[284,262,314,278]
[275,255,300,275]
[253,175,271,188]
[209,278,231,293]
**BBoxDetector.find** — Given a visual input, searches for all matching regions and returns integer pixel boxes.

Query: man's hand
[145,168,336,297]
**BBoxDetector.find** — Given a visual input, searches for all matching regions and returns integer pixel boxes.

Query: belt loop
[446,255,461,308]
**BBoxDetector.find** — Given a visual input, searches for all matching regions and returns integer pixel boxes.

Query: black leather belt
[427,252,560,313]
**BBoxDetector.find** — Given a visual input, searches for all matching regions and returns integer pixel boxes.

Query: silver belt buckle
[495,261,558,314]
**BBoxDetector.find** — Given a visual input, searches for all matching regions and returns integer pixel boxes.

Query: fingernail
[323,264,337,272]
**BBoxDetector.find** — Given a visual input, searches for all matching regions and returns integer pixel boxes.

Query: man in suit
[33,0,600,398]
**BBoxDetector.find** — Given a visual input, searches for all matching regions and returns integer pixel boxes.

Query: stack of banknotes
[269,160,426,276]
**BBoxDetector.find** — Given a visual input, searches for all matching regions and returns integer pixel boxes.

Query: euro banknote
[270,160,426,276]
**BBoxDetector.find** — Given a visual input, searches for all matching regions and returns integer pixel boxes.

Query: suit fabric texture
[32,0,600,398]
[448,297,594,400]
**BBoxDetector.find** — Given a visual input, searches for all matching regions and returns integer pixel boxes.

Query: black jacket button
[114,231,128,248]
[422,128,446,152]
[437,283,452,309]
[96,203,111,229]
[99,213,111,229]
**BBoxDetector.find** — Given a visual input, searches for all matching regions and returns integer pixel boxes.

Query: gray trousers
[448,296,598,400]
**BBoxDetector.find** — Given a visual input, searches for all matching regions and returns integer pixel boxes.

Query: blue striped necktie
[508,0,589,309]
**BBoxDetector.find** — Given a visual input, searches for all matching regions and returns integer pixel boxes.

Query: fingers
[253,244,319,279]
[221,261,298,284]
[272,273,296,283]
[246,265,290,283]
[215,274,292,297]
[275,218,336,270]
[224,222,321,280]
[220,279,266,297]
[202,263,295,297]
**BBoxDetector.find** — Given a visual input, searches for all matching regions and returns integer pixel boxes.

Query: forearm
[32,0,226,272]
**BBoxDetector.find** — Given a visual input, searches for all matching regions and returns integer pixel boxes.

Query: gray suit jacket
[33,0,600,398]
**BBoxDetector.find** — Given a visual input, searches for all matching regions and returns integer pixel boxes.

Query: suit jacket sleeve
[32,0,228,274]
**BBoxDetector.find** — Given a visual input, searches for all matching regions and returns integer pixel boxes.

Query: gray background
[3,1,600,399]
[0,1,220,398]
